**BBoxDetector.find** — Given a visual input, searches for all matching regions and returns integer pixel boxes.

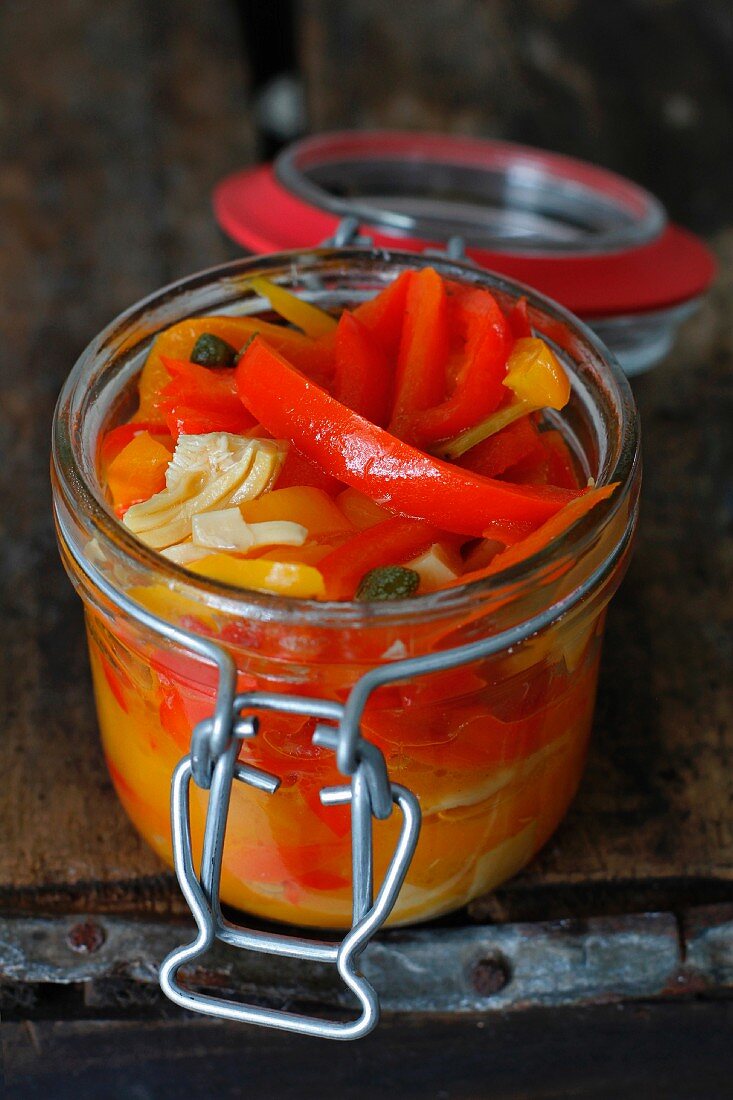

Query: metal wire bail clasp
[160,691,421,1040]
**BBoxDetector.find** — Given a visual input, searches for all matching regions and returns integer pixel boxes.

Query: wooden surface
[1,0,732,923]
[1,2,732,1095]
[299,0,733,234]
[5,1003,733,1099]
[0,0,249,915]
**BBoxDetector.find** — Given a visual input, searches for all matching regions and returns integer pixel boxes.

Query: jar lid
[214,130,715,320]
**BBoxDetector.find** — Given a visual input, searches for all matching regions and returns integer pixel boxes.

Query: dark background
[2,1,732,1097]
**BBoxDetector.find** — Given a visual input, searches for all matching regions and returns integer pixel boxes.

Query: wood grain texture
[299,0,733,232]
[1,0,732,924]
[0,0,251,913]
[5,1004,733,1099]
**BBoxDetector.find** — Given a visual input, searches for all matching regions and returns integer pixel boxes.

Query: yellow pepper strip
[188,553,325,598]
[335,487,391,530]
[504,337,570,409]
[248,276,337,339]
[240,486,354,541]
[258,542,336,565]
[126,584,218,630]
[439,338,571,460]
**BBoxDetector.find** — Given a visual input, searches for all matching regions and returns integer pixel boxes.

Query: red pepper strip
[159,357,256,436]
[456,416,545,478]
[453,484,618,586]
[276,445,343,494]
[160,356,240,396]
[506,296,532,340]
[300,780,351,838]
[334,311,392,426]
[99,653,132,713]
[164,403,255,437]
[231,841,349,894]
[389,267,449,435]
[100,421,173,468]
[235,339,580,538]
[283,335,335,388]
[351,270,412,356]
[318,517,441,599]
[499,450,549,485]
[404,287,510,446]
[540,429,581,489]
[498,428,581,490]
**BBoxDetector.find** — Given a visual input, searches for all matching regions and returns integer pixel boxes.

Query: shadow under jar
[52,250,640,930]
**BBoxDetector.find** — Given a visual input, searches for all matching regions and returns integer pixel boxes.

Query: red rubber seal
[213,135,715,318]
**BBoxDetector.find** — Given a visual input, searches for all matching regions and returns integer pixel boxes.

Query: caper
[355,566,420,602]
[190,333,238,367]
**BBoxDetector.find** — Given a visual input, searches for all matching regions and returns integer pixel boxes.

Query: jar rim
[274,130,667,257]
[52,247,640,628]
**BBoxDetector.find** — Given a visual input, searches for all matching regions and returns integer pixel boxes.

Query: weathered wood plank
[5,1003,733,1099]
[299,0,733,232]
[0,0,253,912]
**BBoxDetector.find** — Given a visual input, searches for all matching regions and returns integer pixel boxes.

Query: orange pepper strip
[318,517,442,599]
[106,432,173,513]
[240,486,354,541]
[100,421,174,470]
[235,338,581,538]
[336,487,391,530]
[454,484,618,586]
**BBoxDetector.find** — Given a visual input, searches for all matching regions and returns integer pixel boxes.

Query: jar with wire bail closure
[52,247,640,1038]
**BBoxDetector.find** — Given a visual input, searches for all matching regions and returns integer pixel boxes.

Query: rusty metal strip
[3,910,721,1012]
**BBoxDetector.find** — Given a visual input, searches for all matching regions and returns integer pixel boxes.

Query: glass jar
[52,249,640,930]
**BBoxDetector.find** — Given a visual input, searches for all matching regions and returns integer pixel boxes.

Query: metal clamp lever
[159,704,420,1040]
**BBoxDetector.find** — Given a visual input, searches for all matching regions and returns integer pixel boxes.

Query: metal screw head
[66,921,106,954]
[471,953,511,996]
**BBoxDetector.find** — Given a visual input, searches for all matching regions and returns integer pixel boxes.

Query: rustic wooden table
[2,1,732,1096]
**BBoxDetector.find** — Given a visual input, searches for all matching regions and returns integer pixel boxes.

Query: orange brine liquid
[87,604,601,928]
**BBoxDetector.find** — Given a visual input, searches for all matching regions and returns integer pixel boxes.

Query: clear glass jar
[51,249,640,929]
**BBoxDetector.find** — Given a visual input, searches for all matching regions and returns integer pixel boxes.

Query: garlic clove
[405,543,461,592]
[160,541,213,565]
[192,508,255,551]
[248,521,308,547]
